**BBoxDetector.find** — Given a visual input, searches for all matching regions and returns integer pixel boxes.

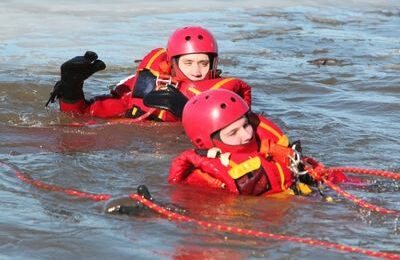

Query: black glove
[105,196,149,217]
[46,51,106,106]
[143,84,188,118]
[136,185,186,215]
[105,185,186,217]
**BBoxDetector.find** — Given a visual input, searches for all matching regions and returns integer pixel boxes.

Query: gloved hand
[105,196,149,216]
[143,84,188,118]
[105,185,186,216]
[46,51,106,106]
[105,185,153,216]
[260,139,294,166]
[168,149,237,193]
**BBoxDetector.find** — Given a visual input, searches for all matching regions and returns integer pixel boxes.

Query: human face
[219,116,254,146]
[177,53,210,81]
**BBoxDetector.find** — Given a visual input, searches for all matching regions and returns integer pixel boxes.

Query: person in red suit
[46,26,252,122]
[168,89,351,197]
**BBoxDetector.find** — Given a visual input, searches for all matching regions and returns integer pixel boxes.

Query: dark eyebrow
[226,117,248,135]
[226,128,238,136]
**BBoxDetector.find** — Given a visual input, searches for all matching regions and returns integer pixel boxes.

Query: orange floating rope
[304,159,400,216]
[0,161,112,201]
[323,177,400,215]
[327,167,400,180]
[2,160,400,259]
[129,193,400,260]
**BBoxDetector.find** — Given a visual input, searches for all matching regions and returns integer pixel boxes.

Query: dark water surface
[0,1,399,259]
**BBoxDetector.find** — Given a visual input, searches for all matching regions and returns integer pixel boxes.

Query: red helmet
[167,26,218,59]
[182,89,249,149]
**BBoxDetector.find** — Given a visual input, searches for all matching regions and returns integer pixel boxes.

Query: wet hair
[211,130,221,141]
[207,53,216,69]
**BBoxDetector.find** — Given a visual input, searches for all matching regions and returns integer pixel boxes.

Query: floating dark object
[308,58,342,66]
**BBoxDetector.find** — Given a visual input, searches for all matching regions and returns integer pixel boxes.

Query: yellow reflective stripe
[267,189,295,198]
[259,121,283,140]
[211,78,234,90]
[148,68,160,77]
[188,87,201,95]
[131,107,138,117]
[189,78,235,96]
[228,157,261,179]
[145,49,166,69]
[277,135,289,147]
[275,162,285,190]
[158,110,165,120]
[228,160,237,168]
[297,182,312,195]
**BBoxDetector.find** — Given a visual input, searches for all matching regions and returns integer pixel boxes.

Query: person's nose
[191,64,202,76]
[240,127,253,144]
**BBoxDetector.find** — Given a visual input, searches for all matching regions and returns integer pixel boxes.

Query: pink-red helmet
[182,89,249,149]
[167,26,218,59]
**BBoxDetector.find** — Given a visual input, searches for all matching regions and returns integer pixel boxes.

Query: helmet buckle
[156,75,179,90]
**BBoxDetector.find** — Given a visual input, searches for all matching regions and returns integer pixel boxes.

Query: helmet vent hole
[220,103,227,109]
[205,95,209,99]
[192,100,197,104]
[198,35,203,40]
[195,138,202,144]
[230,97,236,102]
[185,36,191,41]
